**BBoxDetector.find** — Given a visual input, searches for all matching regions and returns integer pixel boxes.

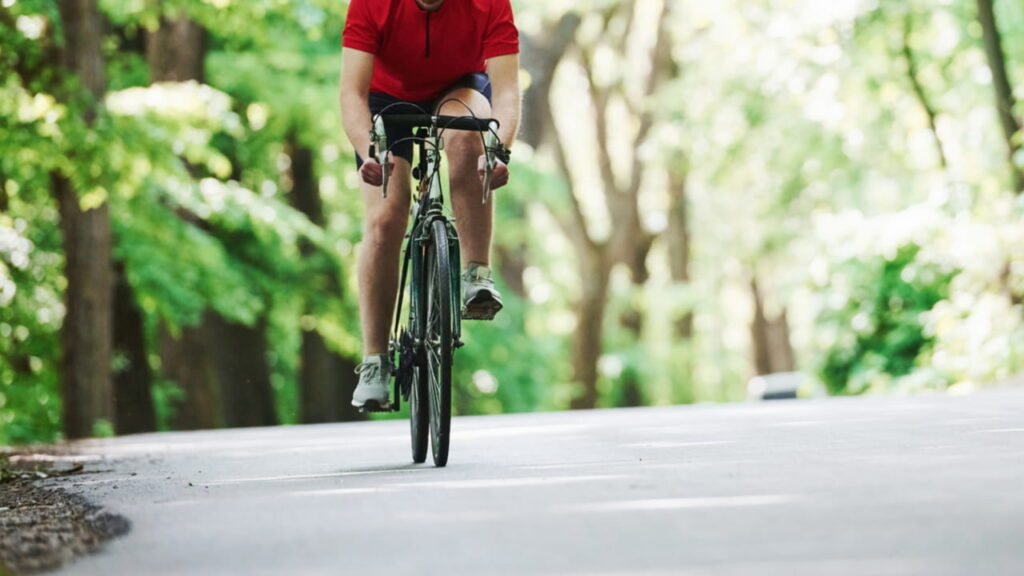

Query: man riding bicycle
[339,0,521,410]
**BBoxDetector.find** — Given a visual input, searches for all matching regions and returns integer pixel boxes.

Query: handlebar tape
[378,115,498,132]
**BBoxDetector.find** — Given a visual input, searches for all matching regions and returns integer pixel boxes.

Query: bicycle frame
[391,126,464,408]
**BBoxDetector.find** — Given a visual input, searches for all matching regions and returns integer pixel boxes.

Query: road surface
[57,389,1024,575]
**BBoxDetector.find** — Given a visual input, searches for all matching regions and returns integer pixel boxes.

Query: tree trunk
[616,216,652,408]
[207,314,278,428]
[56,0,106,104]
[286,136,364,423]
[976,0,1023,193]
[298,333,341,423]
[146,15,206,83]
[0,172,8,212]
[617,302,645,408]
[55,177,114,438]
[55,0,114,439]
[901,13,949,170]
[750,276,795,376]
[569,246,610,410]
[297,339,364,423]
[519,14,582,149]
[162,322,222,430]
[113,263,156,434]
[667,167,694,340]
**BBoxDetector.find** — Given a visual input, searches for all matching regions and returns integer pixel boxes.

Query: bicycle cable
[433,97,504,204]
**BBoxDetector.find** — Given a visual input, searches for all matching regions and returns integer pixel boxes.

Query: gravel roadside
[0,455,129,575]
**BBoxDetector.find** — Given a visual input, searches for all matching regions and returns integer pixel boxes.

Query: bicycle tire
[408,330,428,463]
[425,219,453,467]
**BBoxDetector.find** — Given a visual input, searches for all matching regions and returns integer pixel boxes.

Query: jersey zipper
[424,11,431,58]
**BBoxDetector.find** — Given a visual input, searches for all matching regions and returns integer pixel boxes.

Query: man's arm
[340,47,387,186]
[486,53,521,153]
[479,53,520,189]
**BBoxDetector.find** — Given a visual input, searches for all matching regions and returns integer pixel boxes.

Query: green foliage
[0,216,63,445]
[1,3,68,445]
[454,290,569,416]
[816,244,956,395]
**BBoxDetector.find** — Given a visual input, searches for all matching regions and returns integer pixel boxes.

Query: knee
[364,208,408,247]
[444,130,482,165]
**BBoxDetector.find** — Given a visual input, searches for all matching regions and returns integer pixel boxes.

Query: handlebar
[369,114,505,202]
[378,115,499,132]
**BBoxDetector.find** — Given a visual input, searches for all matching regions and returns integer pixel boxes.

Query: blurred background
[1,0,1022,444]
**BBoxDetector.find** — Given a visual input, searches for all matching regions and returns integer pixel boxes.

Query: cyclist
[340,0,521,410]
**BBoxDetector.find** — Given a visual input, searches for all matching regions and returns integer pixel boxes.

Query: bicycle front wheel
[424,219,453,467]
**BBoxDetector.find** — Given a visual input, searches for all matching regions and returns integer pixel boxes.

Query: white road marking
[204,468,425,486]
[771,421,827,427]
[456,424,593,440]
[622,441,734,449]
[389,474,625,490]
[517,461,638,471]
[556,494,799,513]
[287,487,395,497]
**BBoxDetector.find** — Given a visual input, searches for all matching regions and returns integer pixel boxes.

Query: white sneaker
[462,263,503,321]
[351,354,392,411]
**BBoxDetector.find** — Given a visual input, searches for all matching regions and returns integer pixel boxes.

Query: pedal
[356,400,396,413]
[461,300,503,321]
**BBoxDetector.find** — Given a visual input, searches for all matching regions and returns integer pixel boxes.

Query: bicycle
[366,103,507,468]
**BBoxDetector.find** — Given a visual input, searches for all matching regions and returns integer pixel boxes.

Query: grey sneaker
[462,263,503,321]
[351,354,392,411]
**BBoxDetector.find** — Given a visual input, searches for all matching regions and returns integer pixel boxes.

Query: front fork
[400,211,463,384]
[414,213,463,350]
[447,219,463,349]
[415,214,464,342]
[391,196,464,407]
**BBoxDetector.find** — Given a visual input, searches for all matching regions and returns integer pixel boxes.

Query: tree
[750,277,795,376]
[112,261,156,434]
[901,12,950,170]
[975,0,1022,193]
[286,134,362,423]
[542,0,673,408]
[103,19,158,435]
[142,11,225,430]
[55,0,115,439]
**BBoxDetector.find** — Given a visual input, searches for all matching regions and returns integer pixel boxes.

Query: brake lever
[482,123,500,205]
[371,116,390,198]
[482,160,494,205]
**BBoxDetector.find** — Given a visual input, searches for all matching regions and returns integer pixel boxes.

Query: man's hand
[360,154,394,188]
[478,155,509,191]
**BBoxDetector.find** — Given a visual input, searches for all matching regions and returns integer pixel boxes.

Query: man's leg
[352,159,412,410]
[437,88,493,268]
[357,159,412,356]
[436,88,504,320]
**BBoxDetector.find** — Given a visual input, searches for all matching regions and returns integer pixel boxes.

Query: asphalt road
[57,389,1024,575]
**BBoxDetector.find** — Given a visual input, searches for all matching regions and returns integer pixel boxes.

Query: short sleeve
[483,0,519,59]
[342,0,381,54]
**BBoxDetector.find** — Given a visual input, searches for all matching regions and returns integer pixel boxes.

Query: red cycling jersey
[343,0,519,102]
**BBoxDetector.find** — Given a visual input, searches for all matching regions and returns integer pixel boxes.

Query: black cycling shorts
[355,72,492,168]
